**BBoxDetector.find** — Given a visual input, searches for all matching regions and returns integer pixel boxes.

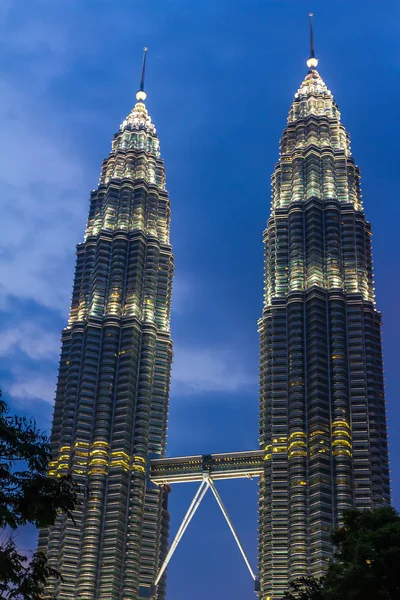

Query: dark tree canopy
[326,506,400,600]
[282,576,325,600]
[283,507,400,600]
[0,393,78,599]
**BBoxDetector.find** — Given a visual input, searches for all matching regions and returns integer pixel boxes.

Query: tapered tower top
[119,47,157,138]
[136,47,148,102]
[306,13,319,69]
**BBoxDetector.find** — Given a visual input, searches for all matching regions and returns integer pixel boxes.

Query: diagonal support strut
[207,478,256,581]
[155,478,210,586]
[154,474,257,588]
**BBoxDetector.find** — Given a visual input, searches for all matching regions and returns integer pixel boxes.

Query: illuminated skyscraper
[39,50,173,600]
[258,17,390,598]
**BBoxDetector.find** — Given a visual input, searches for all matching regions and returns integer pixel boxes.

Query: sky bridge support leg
[155,478,210,586]
[208,478,256,581]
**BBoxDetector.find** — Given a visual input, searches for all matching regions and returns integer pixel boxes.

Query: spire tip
[136,47,148,102]
[307,13,319,69]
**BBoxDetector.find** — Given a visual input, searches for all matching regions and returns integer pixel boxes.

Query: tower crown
[117,48,160,157]
[293,14,332,107]
[273,15,359,218]
[295,68,331,99]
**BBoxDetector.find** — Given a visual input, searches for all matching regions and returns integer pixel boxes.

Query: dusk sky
[0,1,399,598]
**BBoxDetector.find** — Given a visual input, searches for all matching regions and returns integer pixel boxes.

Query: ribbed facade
[258,65,390,598]
[39,93,173,600]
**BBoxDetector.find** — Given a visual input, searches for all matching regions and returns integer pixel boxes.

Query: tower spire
[136,47,148,102]
[309,12,315,58]
[306,13,319,69]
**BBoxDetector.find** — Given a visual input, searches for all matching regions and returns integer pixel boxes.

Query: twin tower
[39,20,390,600]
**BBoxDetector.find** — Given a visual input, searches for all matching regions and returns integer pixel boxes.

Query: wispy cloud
[0,35,78,412]
[6,342,255,411]
[0,79,86,312]
[171,274,196,315]
[0,323,60,361]
[9,376,56,406]
[171,344,256,396]
[0,4,97,316]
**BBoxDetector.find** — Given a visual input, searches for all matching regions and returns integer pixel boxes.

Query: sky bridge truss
[150,450,264,484]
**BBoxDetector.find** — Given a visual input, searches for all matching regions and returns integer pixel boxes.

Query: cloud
[0,323,60,361]
[0,5,99,316]
[0,80,86,313]
[0,7,155,316]
[171,274,196,315]
[171,345,256,396]
[6,343,255,411]
[9,376,55,406]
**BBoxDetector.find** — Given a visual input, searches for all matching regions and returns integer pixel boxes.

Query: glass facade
[258,62,390,598]
[38,89,173,600]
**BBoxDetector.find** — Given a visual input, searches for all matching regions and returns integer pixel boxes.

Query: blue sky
[0,0,399,598]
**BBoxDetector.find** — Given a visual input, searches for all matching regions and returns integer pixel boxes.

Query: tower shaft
[258,65,390,598]
[39,93,173,600]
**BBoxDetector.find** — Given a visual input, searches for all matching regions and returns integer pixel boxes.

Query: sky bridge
[149,450,264,485]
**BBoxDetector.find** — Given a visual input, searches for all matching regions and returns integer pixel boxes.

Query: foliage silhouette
[0,393,78,599]
[283,507,400,600]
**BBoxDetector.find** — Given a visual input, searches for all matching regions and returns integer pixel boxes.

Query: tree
[0,392,79,599]
[283,507,400,600]
[283,576,325,600]
[324,506,400,600]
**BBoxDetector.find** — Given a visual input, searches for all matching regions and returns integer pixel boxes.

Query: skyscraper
[258,17,390,599]
[39,50,173,600]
